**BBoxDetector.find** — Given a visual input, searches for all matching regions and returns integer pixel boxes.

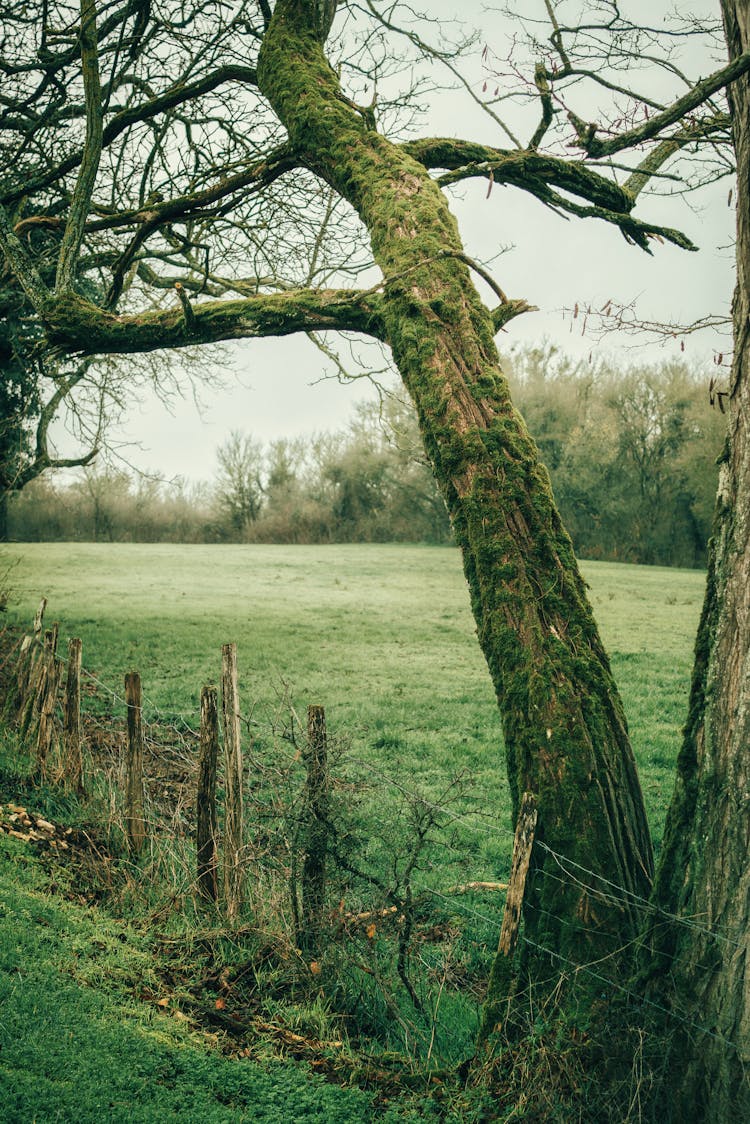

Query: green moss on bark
[258,0,653,994]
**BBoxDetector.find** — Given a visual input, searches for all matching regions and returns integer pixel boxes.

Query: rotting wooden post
[32,598,47,637]
[478,792,538,1044]
[14,636,32,715]
[221,643,244,921]
[63,638,83,793]
[35,628,61,771]
[197,684,219,902]
[300,704,330,953]
[124,671,147,855]
[497,792,538,959]
[16,597,48,718]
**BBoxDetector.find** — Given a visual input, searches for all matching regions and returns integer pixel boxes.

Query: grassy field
[2,542,704,853]
[0,543,706,1119]
[0,831,386,1123]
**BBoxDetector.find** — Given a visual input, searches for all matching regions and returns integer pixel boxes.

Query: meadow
[3,542,704,863]
[0,543,706,1118]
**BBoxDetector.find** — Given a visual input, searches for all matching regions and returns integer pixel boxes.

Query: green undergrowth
[0,734,495,1121]
[0,829,388,1123]
[0,544,707,1119]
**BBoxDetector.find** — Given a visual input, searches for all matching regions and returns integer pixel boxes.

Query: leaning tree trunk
[644,3,750,1117]
[258,0,653,988]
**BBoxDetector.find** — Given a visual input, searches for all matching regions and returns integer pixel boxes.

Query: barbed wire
[418,885,742,1053]
[14,624,747,959]
[536,841,745,951]
[19,630,513,840]
[6,636,745,1064]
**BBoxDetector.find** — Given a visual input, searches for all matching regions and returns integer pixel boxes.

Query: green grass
[0,544,706,1118]
[2,542,704,853]
[0,830,381,1123]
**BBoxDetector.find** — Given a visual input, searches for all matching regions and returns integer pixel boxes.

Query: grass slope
[0,544,706,1120]
[0,830,378,1123]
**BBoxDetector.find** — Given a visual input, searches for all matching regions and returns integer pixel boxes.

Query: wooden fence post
[479,791,538,1042]
[221,643,244,920]
[17,598,49,725]
[197,685,219,902]
[497,792,538,960]
[63,638,83,793]
[124,671,147,855]
[35,626,61,771]
[300,704,330,953]
[33,598,47,636]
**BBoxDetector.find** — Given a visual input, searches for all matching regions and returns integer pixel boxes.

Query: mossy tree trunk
[257,0,653,983]
[644,3,750,1115]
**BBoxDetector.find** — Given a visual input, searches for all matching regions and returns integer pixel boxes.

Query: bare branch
[569,49,750,159]
[56,0,104,292]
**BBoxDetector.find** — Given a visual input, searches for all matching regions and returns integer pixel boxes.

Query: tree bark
[644,3,750,1116]
[257,0,653,980]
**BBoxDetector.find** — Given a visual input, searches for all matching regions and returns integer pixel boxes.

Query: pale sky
[57,1,734,484]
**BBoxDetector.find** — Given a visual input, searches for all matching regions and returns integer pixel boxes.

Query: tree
[215,430,265,535]
[641,3,750,1115]
[508,348,726,567]
[0,276,101,539]
[0,0,747,1014]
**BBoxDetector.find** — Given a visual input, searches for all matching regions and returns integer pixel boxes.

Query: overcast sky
[63,1,734,485]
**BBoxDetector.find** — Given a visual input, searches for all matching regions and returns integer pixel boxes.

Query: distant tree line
[9,395,451,546]
[8,349,726,566]
[508,347,727,569]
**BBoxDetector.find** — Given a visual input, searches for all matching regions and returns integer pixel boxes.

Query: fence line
[536,841,745,951]
[418,885,741,1053]
[11,610,746,967]
[23,631,516,846]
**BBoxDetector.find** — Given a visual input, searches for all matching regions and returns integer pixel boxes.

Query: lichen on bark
[258,0,654,994]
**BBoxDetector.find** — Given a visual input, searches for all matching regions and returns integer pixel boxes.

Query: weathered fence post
[33,599,47,636]
[124,671,147,855]
[197,684,219,902]
[17,598,49,727]
[300,704,330,953]
[221,643,244,920]
[63,638,83,793]
[479,791,538,1042]
[35,625,60,769]
[496,792,538,960]
[13,595,45,714]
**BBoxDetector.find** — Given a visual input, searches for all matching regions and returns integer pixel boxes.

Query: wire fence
[4,608,745,1064]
